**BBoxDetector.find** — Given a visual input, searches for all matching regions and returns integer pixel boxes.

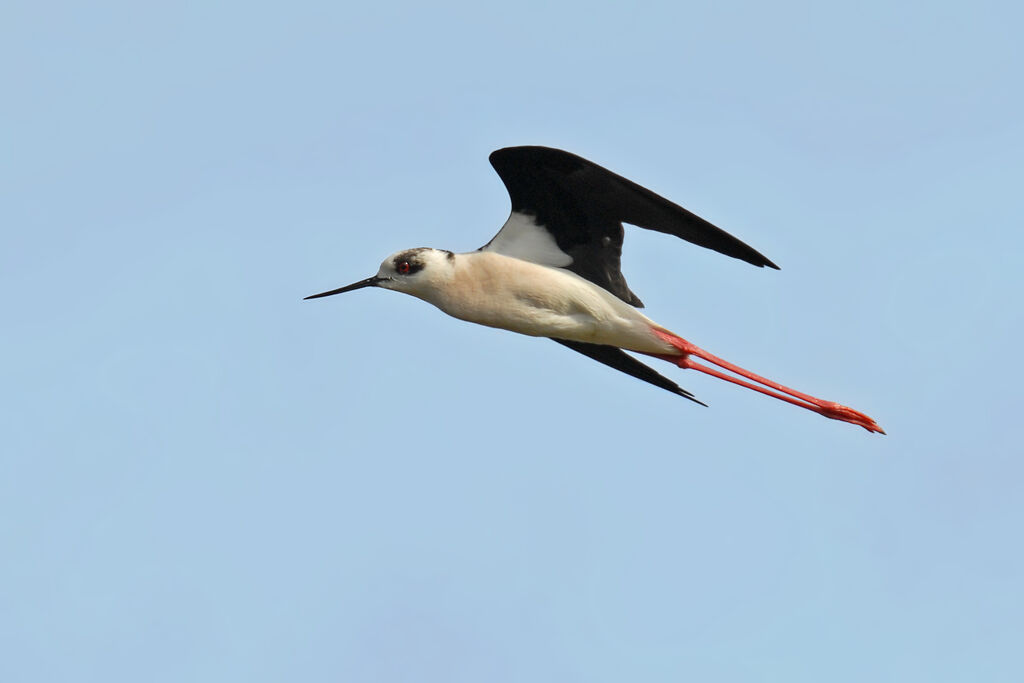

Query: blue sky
[2,1,1022,681]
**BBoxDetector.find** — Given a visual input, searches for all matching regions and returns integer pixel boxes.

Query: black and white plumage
[479,146,775,404]
[484,146,778,307]
[306,146,882,432]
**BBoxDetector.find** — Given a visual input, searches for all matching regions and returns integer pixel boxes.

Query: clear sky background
[3,1,1022,681]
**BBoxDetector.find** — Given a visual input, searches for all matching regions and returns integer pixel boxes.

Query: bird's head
[305,247,456,302]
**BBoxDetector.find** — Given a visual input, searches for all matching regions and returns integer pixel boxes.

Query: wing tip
[677,389,708,407]
[743,250,781,270]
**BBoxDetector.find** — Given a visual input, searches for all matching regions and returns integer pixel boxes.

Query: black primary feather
[488,146,779,307]
[553,339,707,406]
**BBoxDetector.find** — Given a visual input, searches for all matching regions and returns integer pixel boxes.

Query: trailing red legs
[649,328,884,434]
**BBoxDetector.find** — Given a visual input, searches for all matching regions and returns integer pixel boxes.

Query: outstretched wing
[483,146,779,307]
[553,339,706,406]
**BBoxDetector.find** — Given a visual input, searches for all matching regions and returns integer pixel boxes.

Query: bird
[306,146,883,433]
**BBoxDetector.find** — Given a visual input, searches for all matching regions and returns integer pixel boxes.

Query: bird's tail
[646,327,884,434]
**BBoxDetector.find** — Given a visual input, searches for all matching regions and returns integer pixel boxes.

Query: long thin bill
[304,276,382,300]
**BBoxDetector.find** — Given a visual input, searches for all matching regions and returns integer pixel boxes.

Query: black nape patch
[445,250,455,261]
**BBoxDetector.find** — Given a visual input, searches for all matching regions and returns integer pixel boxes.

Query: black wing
[484,146,779,307]
[553,339,706,406]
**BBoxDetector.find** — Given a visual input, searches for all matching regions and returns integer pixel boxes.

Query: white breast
[423,251,675,355]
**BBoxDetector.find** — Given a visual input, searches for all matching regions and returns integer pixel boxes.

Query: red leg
[649,328,884,434]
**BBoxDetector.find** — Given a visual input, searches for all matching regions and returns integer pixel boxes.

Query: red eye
[397,261,411,275]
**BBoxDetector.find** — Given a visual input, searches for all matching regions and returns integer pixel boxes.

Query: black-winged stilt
[307,146,882,433]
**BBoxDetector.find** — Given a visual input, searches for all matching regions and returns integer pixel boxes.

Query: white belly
[429,252,676,355]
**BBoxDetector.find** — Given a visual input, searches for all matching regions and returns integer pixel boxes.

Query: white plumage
[375,249,677,355]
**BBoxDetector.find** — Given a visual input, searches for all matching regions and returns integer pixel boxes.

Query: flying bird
[307,146,882,433]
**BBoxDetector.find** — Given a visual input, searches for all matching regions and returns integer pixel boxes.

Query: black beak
[304,276,384,300]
